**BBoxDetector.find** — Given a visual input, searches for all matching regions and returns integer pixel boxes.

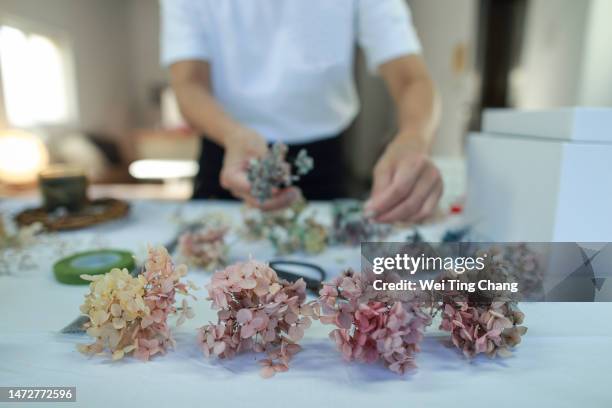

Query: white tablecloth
[1,200,611,408]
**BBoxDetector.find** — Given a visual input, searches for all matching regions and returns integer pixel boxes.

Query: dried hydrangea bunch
[198,260,314,377]
[436,257,528,359]
[78,246,194,361]
[331,200,391,246]
[242,199,304,240]
[440,300,527,358]
[247,142,313,203]
[242,199,327,254]
[317,269,431,374]
[179,222,228,269]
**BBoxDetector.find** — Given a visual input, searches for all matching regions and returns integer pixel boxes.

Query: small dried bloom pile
[317,269,431,374]
[0,218,44,275]
[247,142,313,203]
[78,246,194,361]
[331,200,391,246]
[243,199,327,254]
[0,218,42,249]
[198,260,314,377]
[179,222,228,269]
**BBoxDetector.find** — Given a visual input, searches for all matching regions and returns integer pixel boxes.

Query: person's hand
[220,128,300,211]
[364,136,443,223]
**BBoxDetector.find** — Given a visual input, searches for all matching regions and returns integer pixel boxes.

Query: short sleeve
[159,0,209,66]
[357,0,422,74]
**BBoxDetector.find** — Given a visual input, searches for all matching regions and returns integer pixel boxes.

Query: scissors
[269,259,326,294]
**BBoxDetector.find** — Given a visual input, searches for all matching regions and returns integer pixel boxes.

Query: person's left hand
[364,136,443,224]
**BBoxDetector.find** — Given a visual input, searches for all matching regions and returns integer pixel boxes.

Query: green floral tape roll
[53,249,136,285]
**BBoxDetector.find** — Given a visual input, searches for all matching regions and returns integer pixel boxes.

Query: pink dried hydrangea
[440,300,527,358]
[435,256,528,359]
[317,269,431,374]
[78,246,195,361]
[198,260,313,377]
[179,225,228,269]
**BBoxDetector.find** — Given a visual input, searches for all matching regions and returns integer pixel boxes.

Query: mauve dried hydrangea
[242,199,327,254]
[198,260,314,377]
[436,256,528,359]
[247,142,313,203]
[440,300,527,358]
[317,269,431,374]
[179,223,228,269]
[331,200,391,246]
[78,246,195,361]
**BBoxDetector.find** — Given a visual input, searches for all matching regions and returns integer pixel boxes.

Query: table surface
[1,200,610,408]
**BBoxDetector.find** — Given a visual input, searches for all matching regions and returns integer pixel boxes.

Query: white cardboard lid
[482,107,612,143]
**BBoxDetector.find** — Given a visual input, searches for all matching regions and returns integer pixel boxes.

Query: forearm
[380,55,439,151]
[169,62,244,147]
[393,76,438,149]
[172,81,243,146]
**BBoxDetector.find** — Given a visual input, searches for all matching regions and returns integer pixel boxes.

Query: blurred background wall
[0,0,131,136]
[0,0,610,198]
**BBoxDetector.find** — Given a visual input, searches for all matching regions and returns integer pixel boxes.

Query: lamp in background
[0,129,49,186]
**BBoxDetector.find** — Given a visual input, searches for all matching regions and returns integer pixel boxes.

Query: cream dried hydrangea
[78,268,147,359]
[78,246,195,361]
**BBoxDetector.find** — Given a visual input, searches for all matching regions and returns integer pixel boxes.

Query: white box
[482,107,612,142]
[466,108,612,241]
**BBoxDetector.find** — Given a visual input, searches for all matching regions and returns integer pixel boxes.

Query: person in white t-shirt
[160,0,442,224]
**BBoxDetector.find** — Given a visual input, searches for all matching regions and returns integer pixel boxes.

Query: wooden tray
[15,198,129,231]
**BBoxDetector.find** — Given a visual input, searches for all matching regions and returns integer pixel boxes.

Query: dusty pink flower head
[198,260,313,377]
[440,300,527,358]
[78,246,195,361]
[317,269,431,374]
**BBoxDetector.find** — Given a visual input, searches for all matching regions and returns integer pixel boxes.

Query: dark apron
[192,133,348,200]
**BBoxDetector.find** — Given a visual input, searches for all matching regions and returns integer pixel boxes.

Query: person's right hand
[220,128,301,211]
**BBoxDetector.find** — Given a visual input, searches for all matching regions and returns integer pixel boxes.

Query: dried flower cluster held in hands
[331,200,391,246]
[242,199,327,254]
[78,246,194,361]
[247,142,313,203]
[198,260,314,377]
[179,220,229,269]
[317,269,431,374]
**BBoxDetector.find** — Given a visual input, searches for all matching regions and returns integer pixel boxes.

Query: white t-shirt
[160,0,421,144]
